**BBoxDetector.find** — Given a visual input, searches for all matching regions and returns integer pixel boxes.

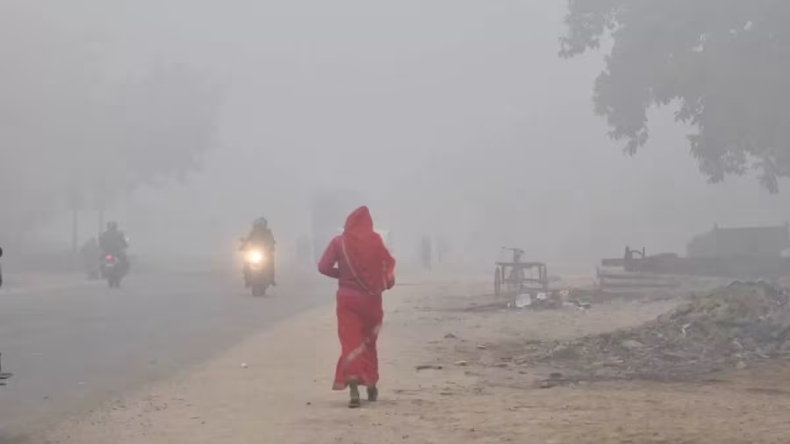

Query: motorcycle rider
[99,221,129,274]
[240,217,276,285]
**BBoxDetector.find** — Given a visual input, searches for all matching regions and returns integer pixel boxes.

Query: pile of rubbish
[521,282,790,381]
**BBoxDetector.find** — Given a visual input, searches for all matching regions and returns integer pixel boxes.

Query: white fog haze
[5,1,790,441]
[4,0,790,269]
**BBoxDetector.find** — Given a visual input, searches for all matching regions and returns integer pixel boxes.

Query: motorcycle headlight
[247,250,265,264]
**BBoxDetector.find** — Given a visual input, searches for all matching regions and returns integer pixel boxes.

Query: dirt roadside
[41,279,790,444]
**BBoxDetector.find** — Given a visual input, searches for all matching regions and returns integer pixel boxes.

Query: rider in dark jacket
[241,217,276,284]
[99,222,129,271]
[243,218,276,250]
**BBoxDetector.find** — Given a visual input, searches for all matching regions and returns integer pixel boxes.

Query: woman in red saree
[318,206,395,408]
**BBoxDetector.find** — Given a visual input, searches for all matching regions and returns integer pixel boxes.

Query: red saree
[318,207,395,390]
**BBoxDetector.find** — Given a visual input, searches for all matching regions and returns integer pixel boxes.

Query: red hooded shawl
[341,206,395,294]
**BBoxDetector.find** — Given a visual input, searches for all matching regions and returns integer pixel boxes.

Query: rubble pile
[522,282,790,381]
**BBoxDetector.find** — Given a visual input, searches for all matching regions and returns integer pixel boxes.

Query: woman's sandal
[348,382,361,408]
[367,386,378,402]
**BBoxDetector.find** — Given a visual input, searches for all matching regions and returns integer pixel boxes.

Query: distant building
[687,224,790,258]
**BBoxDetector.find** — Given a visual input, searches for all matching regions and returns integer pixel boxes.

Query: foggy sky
[5,0,790,271]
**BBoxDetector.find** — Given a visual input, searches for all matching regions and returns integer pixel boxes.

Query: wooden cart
[494,248,549,296]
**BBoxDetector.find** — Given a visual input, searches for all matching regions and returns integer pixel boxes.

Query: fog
[3,0,790,273]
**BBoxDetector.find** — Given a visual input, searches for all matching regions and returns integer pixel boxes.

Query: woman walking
[318,206,396,408]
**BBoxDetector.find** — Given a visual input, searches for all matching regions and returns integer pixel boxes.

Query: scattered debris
[681,322,692,338]
[512,290,566,310]
[415,364,444,371]
[621,340,644,350]
[514,288,596,311]
[515,294,532,308]
[537,372,576,389]
[467,288,595,312]
[564,300,592,310]
[519,282,790,381]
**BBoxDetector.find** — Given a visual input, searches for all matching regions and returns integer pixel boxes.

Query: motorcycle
[101,253,126,288]
[242,247,273,296]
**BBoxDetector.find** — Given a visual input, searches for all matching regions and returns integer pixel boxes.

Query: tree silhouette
[0,8,221,246]
[562,0,790,192]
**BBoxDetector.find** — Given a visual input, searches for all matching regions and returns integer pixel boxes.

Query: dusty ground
[41,277,790,444]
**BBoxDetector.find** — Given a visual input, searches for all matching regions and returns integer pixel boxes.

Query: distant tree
[0,6,221,246]
[0,8,85,246]
[561,0,790,192]
[86,64,222,207]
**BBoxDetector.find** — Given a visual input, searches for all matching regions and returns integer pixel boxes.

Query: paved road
[0,270,331,438]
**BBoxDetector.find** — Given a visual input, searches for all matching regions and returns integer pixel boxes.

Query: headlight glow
[246,250,265,264]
